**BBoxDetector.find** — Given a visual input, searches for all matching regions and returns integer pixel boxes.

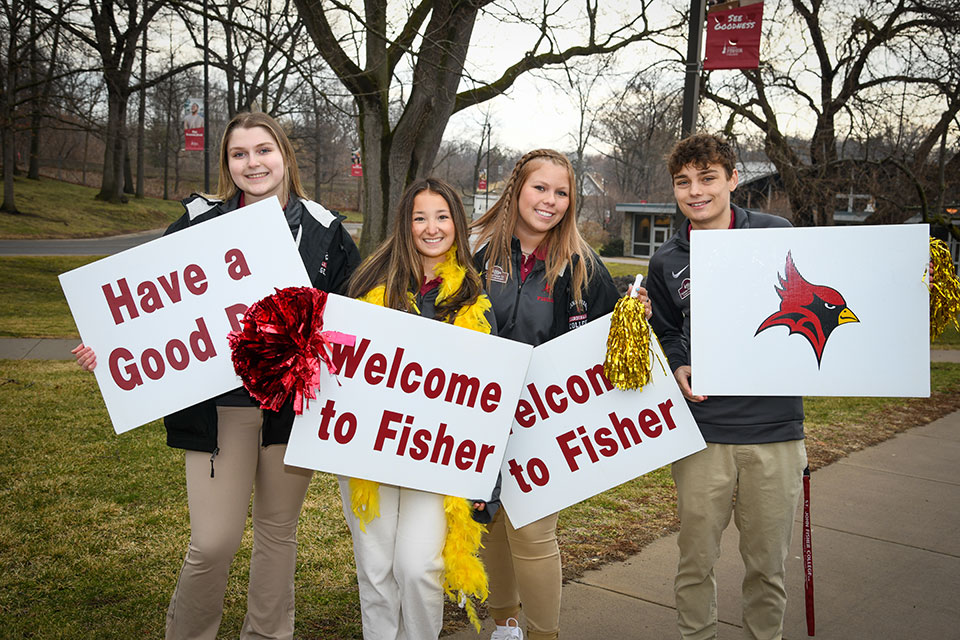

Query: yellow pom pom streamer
[348,478,381,533]
[441,496,489,632]
[604,274,654,390]
[929,237,960,342]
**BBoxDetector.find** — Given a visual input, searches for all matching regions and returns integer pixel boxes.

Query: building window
[632,215,651,257]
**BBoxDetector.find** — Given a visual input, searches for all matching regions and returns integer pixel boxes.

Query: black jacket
[474,238,619,348]
[645,204,804,444]
[473,239,618,521]
[163,192,361,453]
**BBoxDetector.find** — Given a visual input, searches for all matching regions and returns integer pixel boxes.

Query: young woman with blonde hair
[471,149,621,640]
[73,111,360,639]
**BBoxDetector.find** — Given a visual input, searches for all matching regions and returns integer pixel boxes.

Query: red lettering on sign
[371,409,496,473]
[107,317,216,391]
[555,401,680,473]
[331,338,502,413]
[101,265,209,326]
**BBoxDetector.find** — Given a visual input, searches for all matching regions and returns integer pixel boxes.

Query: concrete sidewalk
[447,411,960,640]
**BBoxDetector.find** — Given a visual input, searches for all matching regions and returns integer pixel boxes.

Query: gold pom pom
[604,293,653,391]
[929,237,960,342]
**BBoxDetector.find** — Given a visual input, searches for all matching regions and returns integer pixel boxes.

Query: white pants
[338,477,446,640]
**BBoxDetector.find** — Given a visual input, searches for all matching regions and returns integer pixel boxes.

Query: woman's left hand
[472,501,486,512]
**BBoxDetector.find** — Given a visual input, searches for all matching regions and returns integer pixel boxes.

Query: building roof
[736,161,778,186]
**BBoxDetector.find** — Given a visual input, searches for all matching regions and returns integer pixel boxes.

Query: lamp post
[485,123,491,206]
[202,0,210,192]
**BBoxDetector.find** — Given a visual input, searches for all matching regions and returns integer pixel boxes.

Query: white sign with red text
[284,295,533,500]
[499,314,706,528]
[59,198,310,433]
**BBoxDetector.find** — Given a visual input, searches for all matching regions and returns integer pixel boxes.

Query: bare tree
[294,0,678,254]
[700,0,960,226]
[47,0,201,203]
[0,0,28,213]
[599,66,682,202]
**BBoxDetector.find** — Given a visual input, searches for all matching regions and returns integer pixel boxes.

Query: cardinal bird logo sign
[688,224,930,397]
[755,251,859,367]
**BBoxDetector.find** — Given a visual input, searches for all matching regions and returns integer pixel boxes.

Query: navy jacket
[645,204,804,444]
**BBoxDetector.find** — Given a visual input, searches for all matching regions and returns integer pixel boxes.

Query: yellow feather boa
[349,246,491,631]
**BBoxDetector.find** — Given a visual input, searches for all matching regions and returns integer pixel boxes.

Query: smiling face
[226,126,286,205]
[515,160,570,250]
[411,190,456,276]
[672,162,739,230]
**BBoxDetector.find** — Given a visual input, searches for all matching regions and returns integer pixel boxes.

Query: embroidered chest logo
[489,265,508,284]
[677,278,691,300]
[755,251,859,367]
[537,281,554,303]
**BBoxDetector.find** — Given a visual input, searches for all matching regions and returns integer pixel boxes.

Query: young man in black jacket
[646,134,806,640]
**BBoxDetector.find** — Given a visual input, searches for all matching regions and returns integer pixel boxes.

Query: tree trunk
[123,138,134,194]
[97,86,128,203]
[135,29,146,198]
[2,128,18,214]
[27,6,40,180]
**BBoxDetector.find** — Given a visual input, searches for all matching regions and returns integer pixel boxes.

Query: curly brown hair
[667,133,737,179]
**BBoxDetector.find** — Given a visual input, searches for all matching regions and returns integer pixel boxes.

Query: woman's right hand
[71,343,97,371]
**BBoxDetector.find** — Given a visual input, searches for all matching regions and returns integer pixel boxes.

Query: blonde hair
[471,149,594,304]
[212,112,307,203]
[347,178,483,322]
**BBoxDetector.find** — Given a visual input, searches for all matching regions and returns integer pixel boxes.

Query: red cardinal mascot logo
[755,251,859,367]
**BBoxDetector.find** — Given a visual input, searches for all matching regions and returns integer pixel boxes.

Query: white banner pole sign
[690,224,930,397]
[284,296,533,500]
[59,198,311,433]
[499,313,706,529]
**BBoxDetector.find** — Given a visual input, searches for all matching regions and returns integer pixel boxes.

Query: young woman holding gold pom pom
[471,149,648,640]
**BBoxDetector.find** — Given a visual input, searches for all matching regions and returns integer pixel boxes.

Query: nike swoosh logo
[672,265,689,279]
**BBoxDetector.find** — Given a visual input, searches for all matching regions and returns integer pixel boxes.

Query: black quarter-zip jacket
[645,204,804,444]
[162,192,361,454]
[474,238,619,348]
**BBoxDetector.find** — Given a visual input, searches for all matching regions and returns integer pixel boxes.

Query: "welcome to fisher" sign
[499,314,706,528]
[284,295,533,500]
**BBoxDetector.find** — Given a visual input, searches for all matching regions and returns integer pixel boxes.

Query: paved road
[0,222,363,256]
[0,229,165,256]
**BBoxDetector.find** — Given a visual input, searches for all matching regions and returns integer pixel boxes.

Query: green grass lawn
[0,256,98,338]
[2,359,959,638]
[0,176,184,238]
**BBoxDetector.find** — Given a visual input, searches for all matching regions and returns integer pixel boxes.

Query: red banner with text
[703,2,764,70]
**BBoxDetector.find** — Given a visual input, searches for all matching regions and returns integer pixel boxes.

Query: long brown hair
[471,149,594,304]
[211,112,308,203]
[347,177,483,323]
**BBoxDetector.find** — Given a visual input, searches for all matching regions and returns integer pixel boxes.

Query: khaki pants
[165,407,313,640]
[672,440,806,640]
[481,509,562,640]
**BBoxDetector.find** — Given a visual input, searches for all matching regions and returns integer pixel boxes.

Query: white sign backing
[284,295,533,500]
[690,224,929,397]
[499,313,706,529]
[59,198,311,432]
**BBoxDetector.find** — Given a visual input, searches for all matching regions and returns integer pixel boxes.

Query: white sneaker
[490,617,523,640]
